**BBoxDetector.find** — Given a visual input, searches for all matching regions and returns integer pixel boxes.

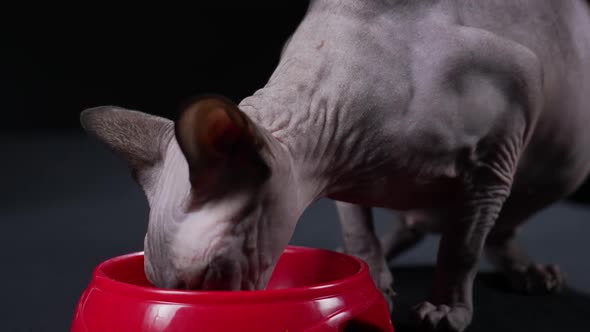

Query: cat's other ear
[80,106,174,199]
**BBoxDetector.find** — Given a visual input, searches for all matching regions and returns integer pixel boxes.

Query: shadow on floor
[389,266,590,332]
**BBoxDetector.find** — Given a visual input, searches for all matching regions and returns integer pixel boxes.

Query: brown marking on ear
[205,107,244,156]
[175,95,271,197]
[176,96,254,163]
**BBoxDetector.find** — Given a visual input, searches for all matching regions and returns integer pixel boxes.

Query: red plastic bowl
[71,246,394,332]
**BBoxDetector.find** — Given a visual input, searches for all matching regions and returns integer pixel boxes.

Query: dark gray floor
[2,133,589,331]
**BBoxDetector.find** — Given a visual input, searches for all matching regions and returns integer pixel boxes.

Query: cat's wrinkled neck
[239,90,325,212]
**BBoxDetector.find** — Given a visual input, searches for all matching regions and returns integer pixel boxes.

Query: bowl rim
[91,245,374,304]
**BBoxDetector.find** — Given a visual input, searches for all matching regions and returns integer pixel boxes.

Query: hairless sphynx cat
[80,1,590,330]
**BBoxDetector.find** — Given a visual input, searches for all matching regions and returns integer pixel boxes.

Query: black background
[2,3,590,331]
[1,3,308,132]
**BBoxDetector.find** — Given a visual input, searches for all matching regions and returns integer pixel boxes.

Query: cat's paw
[411,301,472,332]
[507,264,565,294]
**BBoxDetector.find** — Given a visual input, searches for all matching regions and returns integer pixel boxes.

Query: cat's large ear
[175,95,270,200]
[80,106,174,199]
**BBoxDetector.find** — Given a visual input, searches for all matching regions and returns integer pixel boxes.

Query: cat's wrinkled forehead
[148,139,191,208]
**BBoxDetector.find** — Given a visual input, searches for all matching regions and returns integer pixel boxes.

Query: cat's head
[81,96,299,290]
